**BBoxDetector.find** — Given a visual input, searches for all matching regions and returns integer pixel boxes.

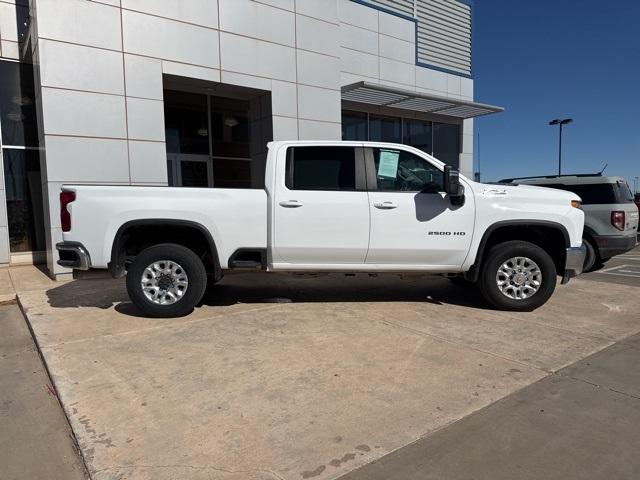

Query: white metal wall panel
[367,0,415,17]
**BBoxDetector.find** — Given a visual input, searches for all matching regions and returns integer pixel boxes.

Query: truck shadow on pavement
[45,277,129,310]
[45,273,493,316]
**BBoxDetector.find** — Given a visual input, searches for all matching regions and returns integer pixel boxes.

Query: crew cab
[57,141,586,317]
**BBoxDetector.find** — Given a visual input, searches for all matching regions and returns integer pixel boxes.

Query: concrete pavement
[338,332,640,480]
[15,269,640,480]
[0,303,87,480]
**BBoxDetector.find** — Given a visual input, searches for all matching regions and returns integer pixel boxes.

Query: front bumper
[562,244,587,284]
[593,234,637,260]
[56,242,91,270]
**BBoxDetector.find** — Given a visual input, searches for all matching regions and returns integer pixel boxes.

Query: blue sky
[473,0,640,189]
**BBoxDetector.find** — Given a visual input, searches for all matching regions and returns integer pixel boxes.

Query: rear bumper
[56,242,91,270]
[593,234,637,259]
[562,244,586,284]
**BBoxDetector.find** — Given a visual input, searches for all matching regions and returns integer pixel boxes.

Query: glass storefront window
[3,149,45,252]
[165,91,261,189]
[213,159,252,188]
[341,111,461,167]
[180,160,210,187]
[403,119,432,154]
[164,90,209,155]
[0,61,38,147]
[369,115,401,143]
[341,111,368,141]
[167,158,175,186]
[433,122,460,168]
[211,96,250,158]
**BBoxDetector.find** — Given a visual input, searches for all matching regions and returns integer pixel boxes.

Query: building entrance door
[166,153,213,188]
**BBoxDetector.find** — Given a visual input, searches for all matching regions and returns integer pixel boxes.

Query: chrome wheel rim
[141,260,188,305]
[496,256,542,300]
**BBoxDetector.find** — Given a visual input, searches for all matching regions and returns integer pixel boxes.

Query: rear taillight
[611,210,625,231]
[60,191,75,232]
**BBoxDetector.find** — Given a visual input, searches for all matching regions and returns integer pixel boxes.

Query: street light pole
[558,122,563,175]
[549,118,573,175]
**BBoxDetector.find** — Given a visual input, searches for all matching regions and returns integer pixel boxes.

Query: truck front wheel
[478,240,557,311]
[126,243,207,318]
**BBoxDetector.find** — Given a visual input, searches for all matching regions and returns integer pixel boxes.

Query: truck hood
[469,181,581,204]
[464,180,585,248]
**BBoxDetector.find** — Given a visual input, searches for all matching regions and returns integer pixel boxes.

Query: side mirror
[444,165,465,206]
[444,165,461,195]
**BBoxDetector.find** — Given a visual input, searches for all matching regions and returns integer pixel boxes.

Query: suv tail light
[611,210,625,231]
[60,190,75,232]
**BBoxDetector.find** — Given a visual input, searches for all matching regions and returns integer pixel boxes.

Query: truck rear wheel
[126,243,207,318]
[478,240,556,311]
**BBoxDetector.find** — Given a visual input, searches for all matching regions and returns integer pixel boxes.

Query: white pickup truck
[57,141,586,317]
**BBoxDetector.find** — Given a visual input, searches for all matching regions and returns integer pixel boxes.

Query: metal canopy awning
[341,82,504,119]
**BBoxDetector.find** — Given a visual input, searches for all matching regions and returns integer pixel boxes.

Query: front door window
[372,148,443,193]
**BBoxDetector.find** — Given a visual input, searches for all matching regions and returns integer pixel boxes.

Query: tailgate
[626,204,639,233]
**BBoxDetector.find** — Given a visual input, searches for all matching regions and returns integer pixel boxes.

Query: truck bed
[63,185,267,269]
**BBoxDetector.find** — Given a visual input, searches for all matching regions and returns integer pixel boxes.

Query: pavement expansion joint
[91,464,286,480]
[381,318,550,373]
[557,372,640,401]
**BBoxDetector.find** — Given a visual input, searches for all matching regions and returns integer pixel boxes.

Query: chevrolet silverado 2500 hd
[56,141,586,317]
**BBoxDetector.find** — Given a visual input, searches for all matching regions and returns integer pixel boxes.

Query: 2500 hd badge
[428,231,466,236]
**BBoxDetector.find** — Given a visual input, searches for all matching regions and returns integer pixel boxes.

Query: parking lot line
[616,255,640,261]
[597,264,640,278]
[599,264,631,273]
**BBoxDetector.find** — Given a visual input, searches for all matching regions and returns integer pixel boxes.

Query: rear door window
[286,146,356,191]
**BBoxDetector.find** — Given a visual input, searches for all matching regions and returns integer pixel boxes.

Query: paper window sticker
[378,150,400,178]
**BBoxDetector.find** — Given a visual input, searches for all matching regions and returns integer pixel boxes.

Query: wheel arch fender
[109,219,221,279]
[465,220,570,283]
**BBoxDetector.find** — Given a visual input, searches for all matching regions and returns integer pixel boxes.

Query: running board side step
[228,248,267,270]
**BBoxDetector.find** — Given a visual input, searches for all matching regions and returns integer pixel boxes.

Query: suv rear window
[617,180,634,203]
[540,183,633,205]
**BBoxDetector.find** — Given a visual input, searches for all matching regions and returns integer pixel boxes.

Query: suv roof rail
[499,172,604,183]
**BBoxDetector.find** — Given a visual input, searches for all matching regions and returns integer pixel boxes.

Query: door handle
[279,200,303,208]
[373,201,398,209]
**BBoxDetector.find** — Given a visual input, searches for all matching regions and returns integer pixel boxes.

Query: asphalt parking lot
[13,264,640,480]
[0,303,86,480]
[582,241,640,287]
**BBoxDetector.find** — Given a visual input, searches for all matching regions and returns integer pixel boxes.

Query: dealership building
[0,0,502,278]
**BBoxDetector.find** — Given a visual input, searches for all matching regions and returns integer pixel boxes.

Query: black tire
[478,240,557,312]
[126,243,207,318]
[582,237,599,272]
